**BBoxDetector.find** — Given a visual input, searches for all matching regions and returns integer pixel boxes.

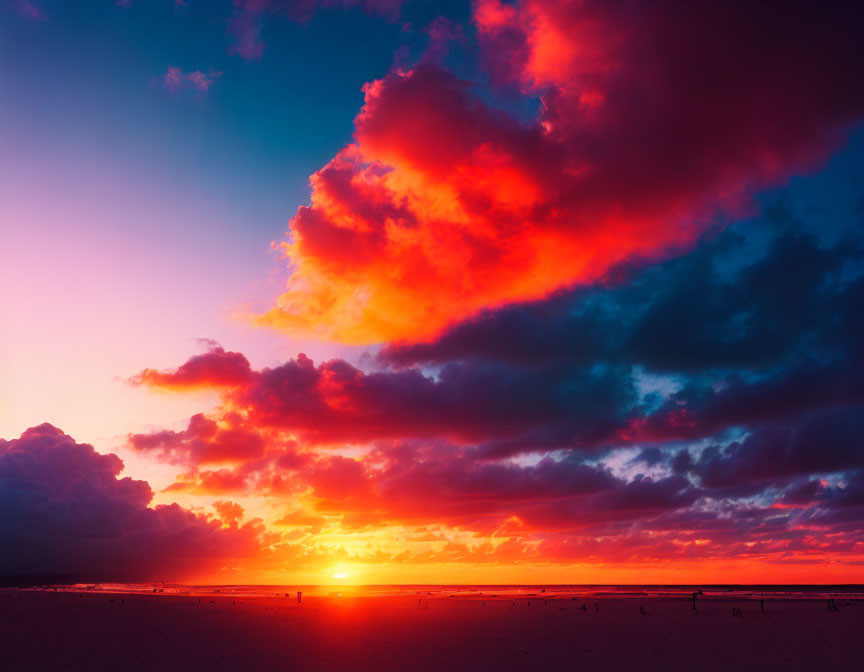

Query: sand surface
[2,590,862,671]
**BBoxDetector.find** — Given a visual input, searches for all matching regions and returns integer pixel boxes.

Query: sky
[1,0,864,585]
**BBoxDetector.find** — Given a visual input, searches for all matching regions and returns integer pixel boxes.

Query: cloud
[131,351,634,448]
[130,344,252,391]
[383,226,863,372]
[257,0,864,344]
[228,0,406,60]
[130,211,864,458]
[123,186,864,570]
[691,408,864,489]
[160,66,222,93]
[128,413,267,465]
[12,0,45,21]
[0,424,269,583]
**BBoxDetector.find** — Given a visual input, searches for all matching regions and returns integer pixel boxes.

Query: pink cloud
[13,0,45,21]
[161,66,223,93]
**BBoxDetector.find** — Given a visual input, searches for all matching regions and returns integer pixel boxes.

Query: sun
[332,573,348,579]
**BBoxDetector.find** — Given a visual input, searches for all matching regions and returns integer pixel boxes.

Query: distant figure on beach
[827,598,840,612]
[760,599,764,613]
[691,590,703,611]
[640,606,648,615]
[297,591,302,604]
[595,603,599,613]
[581,603,587,611]
[732,607,743,618]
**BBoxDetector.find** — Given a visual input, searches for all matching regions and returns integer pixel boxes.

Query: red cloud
[130,346,253,390]
[128,413,267,465]
[125,343,864,569]
[131,350,630,447]
[213,500,245,527]
[259,0,864,343]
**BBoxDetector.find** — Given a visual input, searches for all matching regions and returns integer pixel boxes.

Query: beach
[2,589,861,671]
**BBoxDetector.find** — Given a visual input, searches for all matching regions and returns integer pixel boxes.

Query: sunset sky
[2,0,864,585]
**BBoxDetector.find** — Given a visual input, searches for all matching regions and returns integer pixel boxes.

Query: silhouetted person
[640,606,648,615]
[827,598,840,612]
[581,603,587,611]
[760,599,765,613]
[595,603,599,612]
[691,590,703,611]
[732,607,743,618]
[297,591,302,604]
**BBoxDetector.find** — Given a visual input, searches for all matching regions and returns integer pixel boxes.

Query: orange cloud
[258,1,864,344]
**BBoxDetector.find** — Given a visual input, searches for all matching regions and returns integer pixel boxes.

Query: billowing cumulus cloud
[124,194,864,572]
[132,351,635,449]
[130,345,253,390]
[258,0,864,344]
[135,212,864,459]
[0,424,269,583]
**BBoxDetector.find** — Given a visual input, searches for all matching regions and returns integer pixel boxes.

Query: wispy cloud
[160,66,223,93]
[13,0,46,21]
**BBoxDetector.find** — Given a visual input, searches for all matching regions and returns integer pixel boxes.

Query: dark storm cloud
[0,425,266,583]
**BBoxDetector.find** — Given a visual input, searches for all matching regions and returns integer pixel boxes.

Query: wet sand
[2,590,861,671]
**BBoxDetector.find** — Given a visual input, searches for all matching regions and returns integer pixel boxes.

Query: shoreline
[3,588,862,671]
